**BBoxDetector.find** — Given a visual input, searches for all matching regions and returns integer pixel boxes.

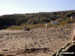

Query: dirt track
[0,28,72,56]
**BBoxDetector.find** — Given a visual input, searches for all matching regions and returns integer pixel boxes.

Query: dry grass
[6,18,75,30]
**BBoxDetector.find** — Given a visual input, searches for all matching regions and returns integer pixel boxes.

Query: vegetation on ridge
[0,10,75,30]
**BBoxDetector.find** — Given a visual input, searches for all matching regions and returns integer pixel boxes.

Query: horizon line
[0,9,75,16]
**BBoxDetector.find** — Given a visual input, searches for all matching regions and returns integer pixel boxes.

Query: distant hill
[0,10,75,29]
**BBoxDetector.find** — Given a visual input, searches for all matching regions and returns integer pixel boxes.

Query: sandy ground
[0,28,72,56]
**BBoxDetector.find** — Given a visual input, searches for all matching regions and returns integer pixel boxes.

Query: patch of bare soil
[0,28,72,56]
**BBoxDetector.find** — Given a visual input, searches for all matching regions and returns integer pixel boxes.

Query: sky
[0,0,75,15]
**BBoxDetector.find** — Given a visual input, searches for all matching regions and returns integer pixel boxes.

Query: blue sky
[0,0,75,15]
